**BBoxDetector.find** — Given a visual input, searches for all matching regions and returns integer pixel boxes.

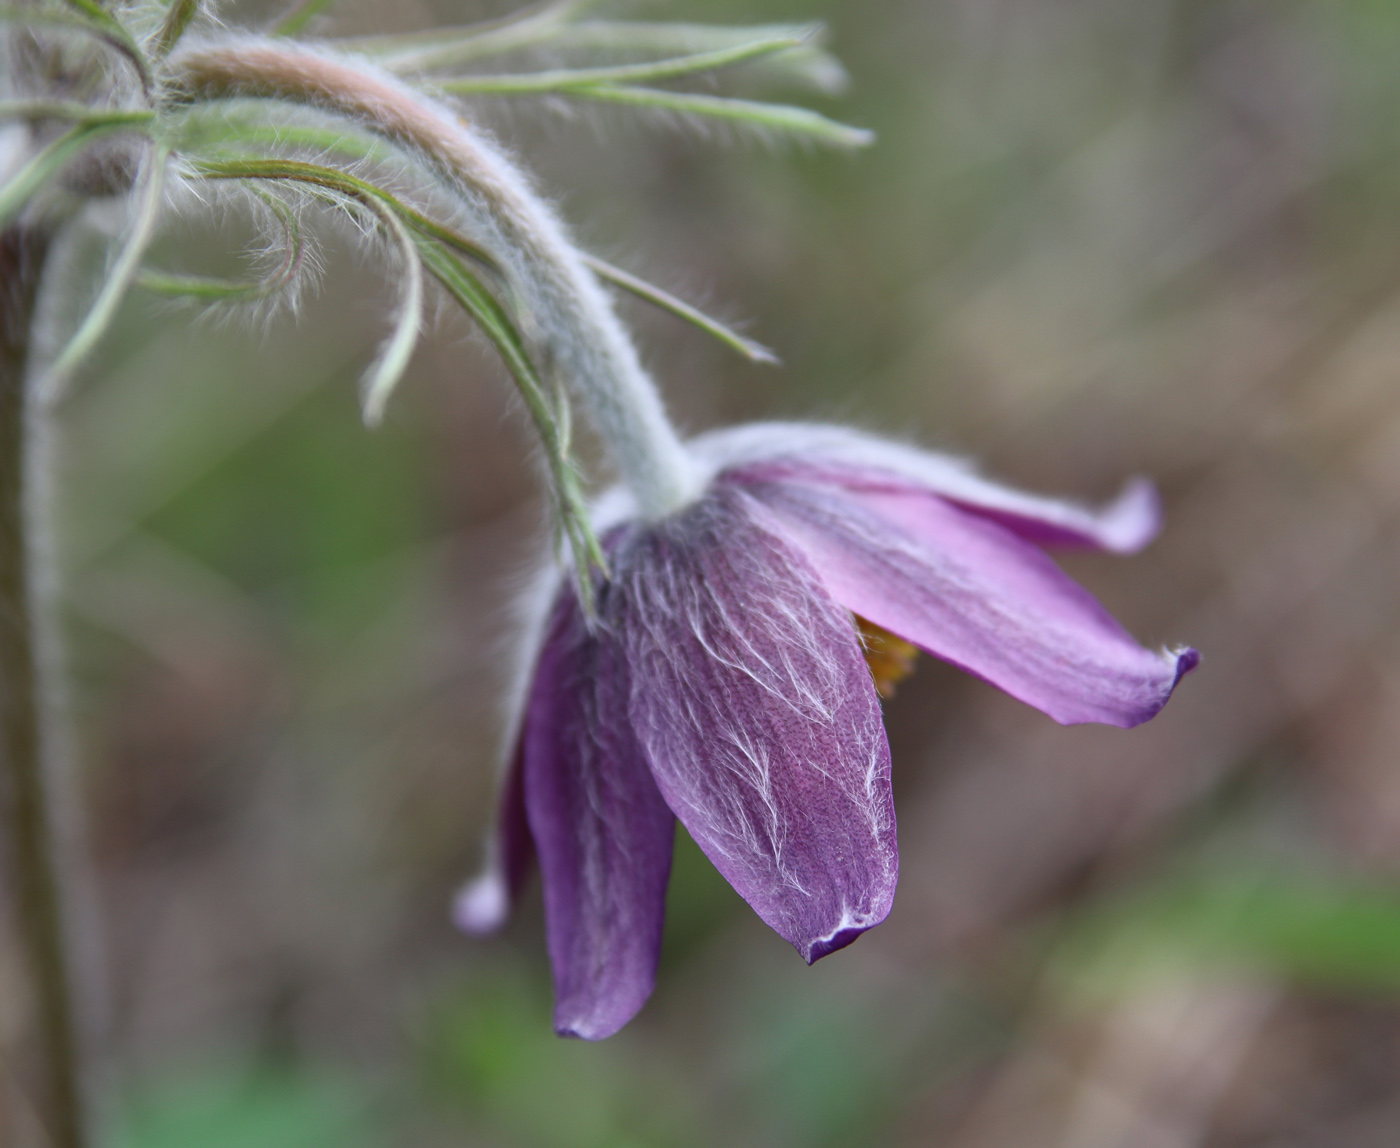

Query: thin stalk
[0,102,156,126]
[151,0,201,60]
[344,13,790,71]
[562,85,874,148]
[355,200,423,426]
[431,36,806,94]
[187,155,501,271]
[340,0,594,65]
[0,226,92,1148]
[582,254,777,364]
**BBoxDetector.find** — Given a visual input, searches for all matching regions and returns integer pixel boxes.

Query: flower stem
[0,224,93,1148]
[170,41,702,519]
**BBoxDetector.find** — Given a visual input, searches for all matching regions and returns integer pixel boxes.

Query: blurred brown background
[12,0,1400,1144]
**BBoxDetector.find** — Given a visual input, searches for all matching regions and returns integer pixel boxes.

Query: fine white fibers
[618,490,895,932]
[155,169,324,327]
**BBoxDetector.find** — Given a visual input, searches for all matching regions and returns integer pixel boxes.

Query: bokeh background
[12,0,1400,1144]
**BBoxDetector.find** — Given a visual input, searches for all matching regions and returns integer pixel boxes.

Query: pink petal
[752,479,1197,728]
[727,455,1160,553]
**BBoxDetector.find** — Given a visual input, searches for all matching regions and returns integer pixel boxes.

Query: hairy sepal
[616,486,898,963]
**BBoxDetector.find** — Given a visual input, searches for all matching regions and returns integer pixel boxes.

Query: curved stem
[169,40,701,519]
[0,226,92,1148]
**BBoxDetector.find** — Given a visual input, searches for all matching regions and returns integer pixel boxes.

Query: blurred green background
[14,0,1400,1144]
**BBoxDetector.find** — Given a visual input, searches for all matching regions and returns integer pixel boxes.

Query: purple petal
[453,742,534,935]
[522,586,676,1040]
[750,479,1197,728]
[689,423,1161,552]
[616,487,898,964]
[725,456,1160,554]
[939,475,1160,553]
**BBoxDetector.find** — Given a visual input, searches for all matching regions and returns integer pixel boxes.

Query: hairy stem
[0,225,92,1148]
[169,40,701,518]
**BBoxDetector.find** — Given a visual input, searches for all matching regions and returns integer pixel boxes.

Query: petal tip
[1172,645,1201,685]
[553,1023,600,1041]
[803,925,870,964]
[1101,478,1163,554]
[553,1007,634,1041]
[798,899,892,964]
[1118,644,1199,728]
[451,870,509,936]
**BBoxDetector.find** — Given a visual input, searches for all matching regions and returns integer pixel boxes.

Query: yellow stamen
[856,616,919,699]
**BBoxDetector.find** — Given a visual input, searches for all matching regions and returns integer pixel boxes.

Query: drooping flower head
[458,422,1198,1040]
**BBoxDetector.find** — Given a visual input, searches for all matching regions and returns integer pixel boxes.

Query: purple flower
[456,424,1198,1040]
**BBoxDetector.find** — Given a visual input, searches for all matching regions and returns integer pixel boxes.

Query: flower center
[856,616,919,699]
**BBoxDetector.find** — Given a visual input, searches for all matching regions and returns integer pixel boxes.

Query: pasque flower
[457,422,1198,1040]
